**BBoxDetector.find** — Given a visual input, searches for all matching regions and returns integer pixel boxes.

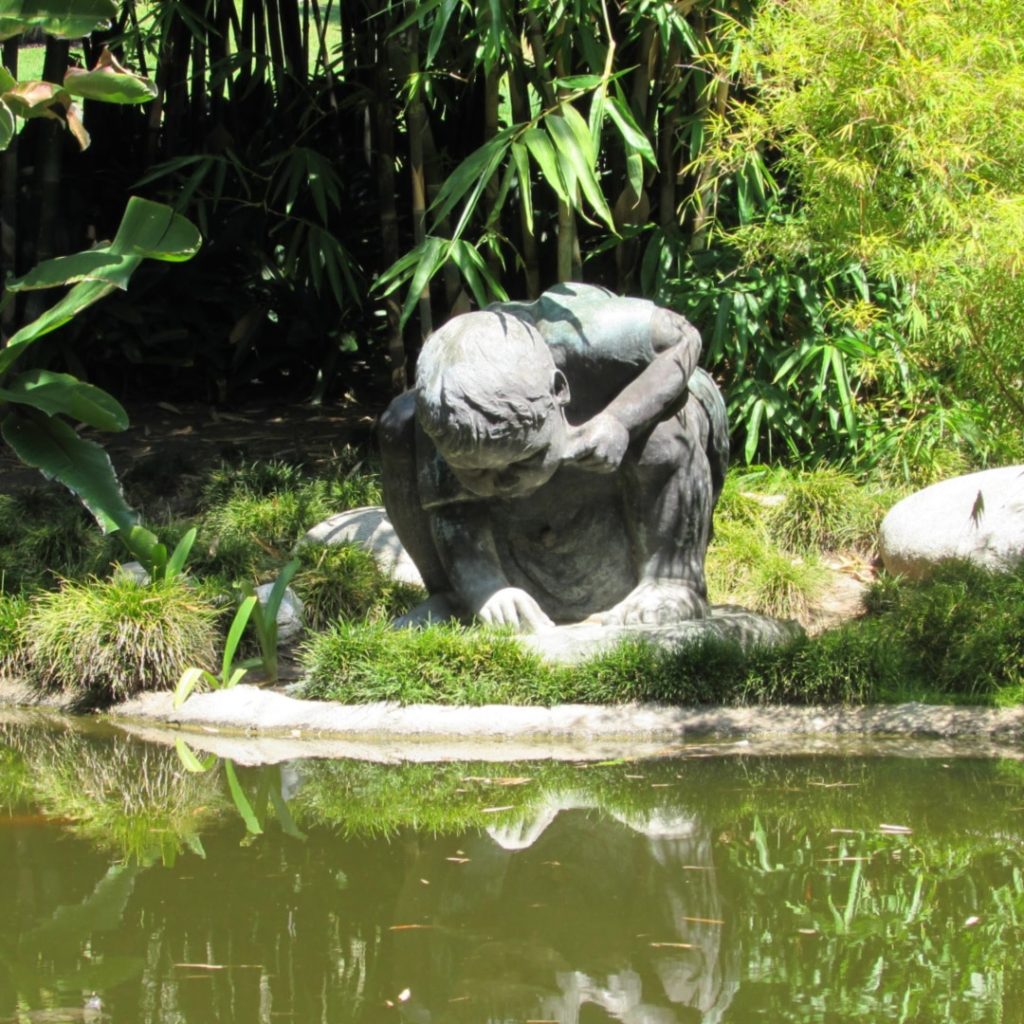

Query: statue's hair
[415,310,556,459]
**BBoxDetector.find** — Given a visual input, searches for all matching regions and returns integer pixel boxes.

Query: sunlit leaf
[64,47,157,104]
[0,369,128,431]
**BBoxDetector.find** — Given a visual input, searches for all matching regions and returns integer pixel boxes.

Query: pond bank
[5,679,1021,764]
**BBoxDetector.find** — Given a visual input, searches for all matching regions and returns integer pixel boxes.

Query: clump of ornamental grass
[291,542,423,630]
[195,456,383,578]
[706,518,829,619]
[763,466,892,552]
[20,574,221,705]
[0,592,28,675]
[300,620,560,705]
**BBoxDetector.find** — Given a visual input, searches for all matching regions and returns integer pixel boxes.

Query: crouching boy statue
[379,283,728,632]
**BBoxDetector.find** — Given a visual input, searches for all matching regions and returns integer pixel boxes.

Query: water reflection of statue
[387,794,738,1023]
[379,283,728,631]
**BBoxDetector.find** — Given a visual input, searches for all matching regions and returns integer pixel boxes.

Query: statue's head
[416,310,570,498]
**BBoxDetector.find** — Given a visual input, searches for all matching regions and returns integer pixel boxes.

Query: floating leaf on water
[679,916,724,925]
[964,915,981,927]
[649,942,696,949]
[446,857,470,864]
[397,988,411,1003]
[388,924,434,931]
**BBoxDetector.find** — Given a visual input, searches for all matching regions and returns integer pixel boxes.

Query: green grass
[19,574,221,705]
[299,562,1024,708]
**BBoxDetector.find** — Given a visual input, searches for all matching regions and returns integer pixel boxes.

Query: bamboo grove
[2,0,1022,477]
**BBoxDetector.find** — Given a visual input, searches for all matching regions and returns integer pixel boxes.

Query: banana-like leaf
[2,197,202,361]
[0,411,136,533]
[0,0,117,40]
[63,47,157,104]
[0,369,128,431]
[0,99,14,151]
[2,80,69,119]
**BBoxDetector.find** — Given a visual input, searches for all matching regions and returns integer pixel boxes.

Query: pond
[1,715,1022,1023]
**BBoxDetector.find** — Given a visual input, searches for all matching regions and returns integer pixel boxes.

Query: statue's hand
[475,587,554,632]
[603,580,709,626]
[564,413,630,473]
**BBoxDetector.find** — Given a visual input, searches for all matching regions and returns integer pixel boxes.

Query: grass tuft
[299,562,1023,708]
[20,575,221,705]
[291,542,423,630]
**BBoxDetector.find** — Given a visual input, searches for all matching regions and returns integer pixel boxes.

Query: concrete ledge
[96,684,1024,764]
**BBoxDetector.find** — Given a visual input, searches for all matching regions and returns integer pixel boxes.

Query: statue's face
[445,406,568,499]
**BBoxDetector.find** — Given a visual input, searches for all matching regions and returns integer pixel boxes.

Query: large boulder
[879,465,1024,579]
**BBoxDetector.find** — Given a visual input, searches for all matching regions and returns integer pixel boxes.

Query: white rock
[299,506,424,587]
[113,561,151,586]
[879,465,1024,579]
[255,583,305,643]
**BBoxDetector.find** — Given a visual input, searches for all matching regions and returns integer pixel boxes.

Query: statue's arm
[431,503,553,631]
[600,308,700,435]
[565,307,701,471]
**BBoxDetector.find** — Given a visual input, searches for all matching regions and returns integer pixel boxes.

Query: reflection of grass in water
[0,725,225,865]
[289,755,1024,842]
[0,743,31,810]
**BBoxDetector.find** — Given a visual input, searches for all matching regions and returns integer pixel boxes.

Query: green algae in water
[1,722,1023,1023]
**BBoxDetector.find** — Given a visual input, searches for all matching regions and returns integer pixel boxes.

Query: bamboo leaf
[399,235,445,329]
[429,128,513,230]
[522,127,569,203]
[546,111,615,231]
[511,141,534,235]
[607,91,657,166]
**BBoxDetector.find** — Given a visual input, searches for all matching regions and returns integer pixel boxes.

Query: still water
[1,716,1022,1024]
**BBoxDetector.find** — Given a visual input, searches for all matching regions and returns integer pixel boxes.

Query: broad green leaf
[122,523,164,571]
[2,277,120,363]
[268,782,306,840]
[546,111,616,231]
[3,197,201,359]
[166,527,197,580]
[0,68,15,92]
[264,558,300,620]
[0,0,116,40]
[224,595,258,682]
[0,411,136,533]
[110,195,202,260]
[63,48,157,104]
[174,735,212,770]
[0,98,14,151]
[521,127,569,203]
[224,761,263,836]
[2,80,68,118]
[0,369,128,430]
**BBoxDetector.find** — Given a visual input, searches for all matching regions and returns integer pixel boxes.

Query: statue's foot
[602,580,709,626]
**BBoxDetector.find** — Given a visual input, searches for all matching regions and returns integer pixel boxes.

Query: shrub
[20,575,221,705]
